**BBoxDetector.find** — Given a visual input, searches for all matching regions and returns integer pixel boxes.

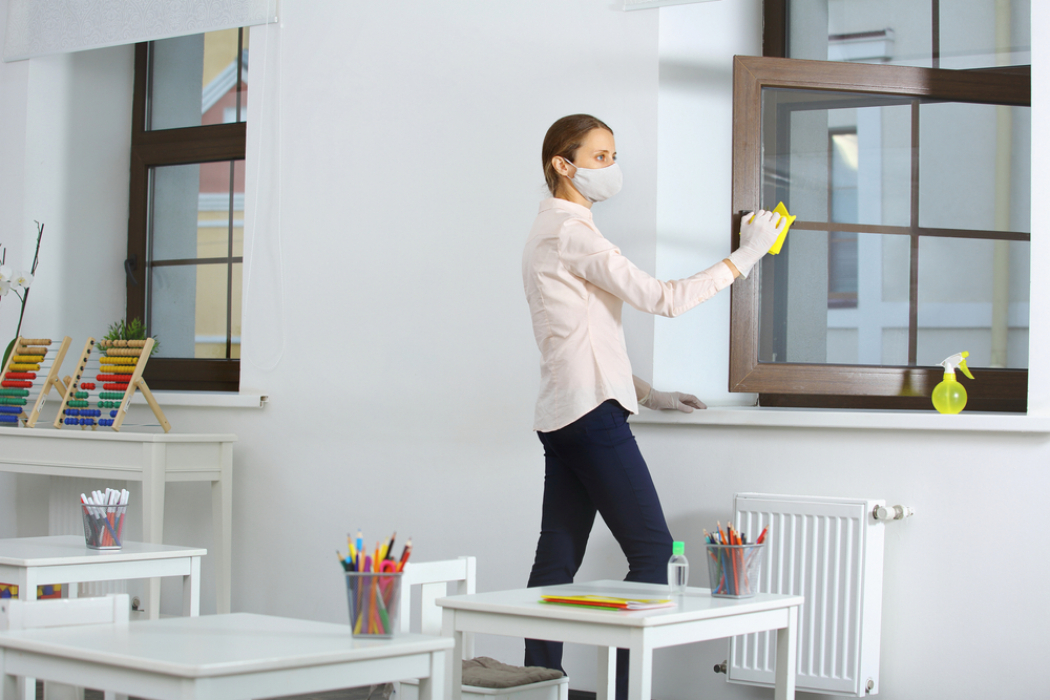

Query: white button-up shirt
[523,197,735,432]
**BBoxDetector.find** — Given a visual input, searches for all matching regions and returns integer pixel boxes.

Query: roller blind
[4,0,278,62]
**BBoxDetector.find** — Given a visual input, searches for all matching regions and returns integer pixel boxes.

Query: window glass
[757,86,1029,369]
[149,29,248,131]
[763,90,912,227]
[789,0,1030,69]
[759,230,910,365]
[919,103,1031,233]
[916,237,1029,368]
[148,160,243,360]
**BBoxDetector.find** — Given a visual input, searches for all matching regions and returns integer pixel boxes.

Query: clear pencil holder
[345,572,402,638]
[81,503,127,550]
[706,543,764,598]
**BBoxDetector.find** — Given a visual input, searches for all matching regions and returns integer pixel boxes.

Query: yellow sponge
[745,202,796,255]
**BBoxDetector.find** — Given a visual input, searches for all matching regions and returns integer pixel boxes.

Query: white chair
[0,594,130,700]
[398,557,569,700]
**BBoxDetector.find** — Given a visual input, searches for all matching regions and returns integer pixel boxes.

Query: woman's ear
[552,156,573,178]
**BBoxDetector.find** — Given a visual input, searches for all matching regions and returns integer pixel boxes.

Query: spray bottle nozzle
[940,351,975,380]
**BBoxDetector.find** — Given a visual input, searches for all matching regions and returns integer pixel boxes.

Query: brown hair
[542,114,613,196]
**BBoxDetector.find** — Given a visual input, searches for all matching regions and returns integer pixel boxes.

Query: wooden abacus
[53,337,171,433]
[0,337,73,427]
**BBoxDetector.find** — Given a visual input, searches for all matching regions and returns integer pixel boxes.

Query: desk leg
[774,606,798,700]
[18,570,35,700]
[183,555,201,616]
[420,649,446,700]
[211,441,233,614]
[596,647,615,700]
[626,632,652,700]
[441,609,462,700]
[1,650,16,700]
[142,443,166,620]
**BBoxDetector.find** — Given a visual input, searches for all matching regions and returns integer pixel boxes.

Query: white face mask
[565,160,622,203]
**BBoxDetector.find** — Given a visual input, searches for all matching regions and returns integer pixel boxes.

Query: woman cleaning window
[521,114,783,700]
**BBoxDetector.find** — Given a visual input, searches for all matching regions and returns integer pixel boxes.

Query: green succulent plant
[102,318,159,355]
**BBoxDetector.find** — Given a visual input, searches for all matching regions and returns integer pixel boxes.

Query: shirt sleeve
[559,219,736,318]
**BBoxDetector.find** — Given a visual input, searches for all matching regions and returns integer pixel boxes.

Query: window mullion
[908,99,921,366]
[226,161,236,360]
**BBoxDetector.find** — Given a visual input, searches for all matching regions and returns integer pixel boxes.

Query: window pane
[149,160,243,361]
[759,230,910,365]
[919,103,1031,233]
[199,160,245,258]
[917,237,1029,368]
[150,263,241,360]
[152,161,244,261]
[762,89,912,227]
[939,0,1031,69]
[788,0,1030,69]
[149,29,248,131]
[151,163,200,261]
[150,265,197,358]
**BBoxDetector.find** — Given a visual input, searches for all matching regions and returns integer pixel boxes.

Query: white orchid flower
[0,266,11,296]
[12,271,32,289]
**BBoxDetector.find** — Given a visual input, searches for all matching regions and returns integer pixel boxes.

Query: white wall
[0,0,27,534]
[1,1,1049,698]
[654,0,763,404]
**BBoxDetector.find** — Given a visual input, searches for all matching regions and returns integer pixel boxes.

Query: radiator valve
[873,504,914,521]
[713,660,727,674]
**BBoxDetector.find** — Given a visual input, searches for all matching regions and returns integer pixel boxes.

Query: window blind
[4,0,278,62]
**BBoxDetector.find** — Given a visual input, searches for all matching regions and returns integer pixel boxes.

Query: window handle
[124,255,139,286]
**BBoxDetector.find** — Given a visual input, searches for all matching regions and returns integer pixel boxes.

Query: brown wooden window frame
[729,55,1030,411]
[127,41,245,392]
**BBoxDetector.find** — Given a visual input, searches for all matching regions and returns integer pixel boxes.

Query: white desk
[0,536,205,617]
[0,429,234,617]
[0,613,451,700]
[437,580,803,700]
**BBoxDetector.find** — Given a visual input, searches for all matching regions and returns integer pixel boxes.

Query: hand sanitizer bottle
[667,541,689,596]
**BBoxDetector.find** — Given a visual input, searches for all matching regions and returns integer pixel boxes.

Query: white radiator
[727,493,886,697]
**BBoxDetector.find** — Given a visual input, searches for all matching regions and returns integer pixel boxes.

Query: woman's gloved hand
[639,387,706,412]
[633,375,706,412]
[728,209,785,278]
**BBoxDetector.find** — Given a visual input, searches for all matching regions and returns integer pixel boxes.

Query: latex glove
[728,209,785,279]
[634,376,706,412]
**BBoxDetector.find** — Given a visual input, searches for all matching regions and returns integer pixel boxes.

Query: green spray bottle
[931,351,975,414]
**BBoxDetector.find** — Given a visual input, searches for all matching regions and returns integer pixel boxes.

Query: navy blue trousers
[524,400,673,700]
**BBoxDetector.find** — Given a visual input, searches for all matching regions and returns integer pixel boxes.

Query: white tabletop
[437,579,804,627]
[0,536,206,567]
[0,613,452,677]
[0,429,236,443]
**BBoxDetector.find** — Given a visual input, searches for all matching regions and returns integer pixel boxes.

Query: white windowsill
[126,391,267,408]
[628,405,1050,433]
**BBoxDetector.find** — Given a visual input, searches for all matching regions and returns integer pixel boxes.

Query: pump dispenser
[932,351,975,414]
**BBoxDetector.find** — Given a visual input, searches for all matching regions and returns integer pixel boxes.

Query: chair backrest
[399,556,475,657]
[0,594,130,631]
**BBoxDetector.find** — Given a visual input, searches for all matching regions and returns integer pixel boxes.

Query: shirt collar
[539,197,593,221]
